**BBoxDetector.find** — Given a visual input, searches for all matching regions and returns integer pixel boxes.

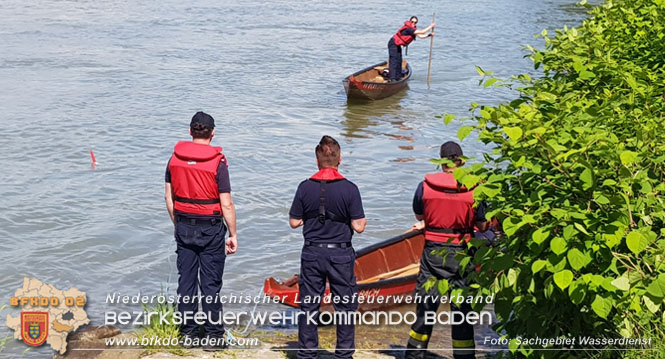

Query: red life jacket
[168,141,226,216]
[422,172,476,244]
[392,21,417,46]
[303,168,349,224]
[311,168,345,181]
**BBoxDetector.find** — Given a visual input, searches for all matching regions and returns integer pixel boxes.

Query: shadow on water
[340,89,409,140]
[558,0,599,15]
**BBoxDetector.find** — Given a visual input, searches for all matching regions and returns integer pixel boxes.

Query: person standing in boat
[289,135,366,359]
[405,141,488,359]
[388,16,435,82]
[165,111,238,349]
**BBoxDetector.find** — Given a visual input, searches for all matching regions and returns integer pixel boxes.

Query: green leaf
[532,228,550,244]
[475,65,485,76]
[460,174,481,189]
[508,338,519,352]
[459,256,471,274]
[620,151,638,165]
[532,260,547,274]
[625,74,638,90]
[548,255,568,273]
[568,280,587,305]
[550,208,568,219]
[567,248,590,271]
[630,295,642,312]
[550,237,568,255]
[553,270,574,289]
[507,268,518,286]
[452,168,467,182]
[457,126,474,141]
[563,225,578,240]
[601,277,618,292]
[574,222,590,236]
[626,231,649,254]
[611,276,630,291]
[503,217,524,237]
[646,274,665,298]
[594,193,610,205]
[443,114,456,125]
[580,168,594,190]
[484,78,498,88]
[579,70,596,80]
[423,277,436,292]
[477,184,500,198]
[503,127,523,142]
[437,279,450,296]
[643,295,660,313]
[602,179,617,186]
[591,295,613,319]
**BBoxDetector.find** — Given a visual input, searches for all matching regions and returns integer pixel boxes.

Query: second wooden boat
[263,230,424,311]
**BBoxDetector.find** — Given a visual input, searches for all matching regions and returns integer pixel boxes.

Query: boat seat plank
[357,263,420,284]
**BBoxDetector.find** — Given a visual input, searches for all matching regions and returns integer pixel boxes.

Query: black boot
[405,341,426,359]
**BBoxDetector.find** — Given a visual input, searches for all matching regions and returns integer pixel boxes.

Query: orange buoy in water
[90,149,98,169]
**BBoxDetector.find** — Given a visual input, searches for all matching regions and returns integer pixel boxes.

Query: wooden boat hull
[343,61,411,101]
[263,230,425,311]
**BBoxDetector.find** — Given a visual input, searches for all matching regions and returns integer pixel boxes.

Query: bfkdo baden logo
[5,278,89,354]
[21,312,49,346]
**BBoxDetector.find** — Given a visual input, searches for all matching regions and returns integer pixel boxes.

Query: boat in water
[343,60,411,101]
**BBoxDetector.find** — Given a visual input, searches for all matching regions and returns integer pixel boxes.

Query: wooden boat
[263,230,424,311]
[343,60,411,101]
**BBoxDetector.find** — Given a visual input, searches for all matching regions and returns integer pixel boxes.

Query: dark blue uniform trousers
[175,219,227,338]
[298,245,357,359]
[387,38,403,81]
[406,241,476,359]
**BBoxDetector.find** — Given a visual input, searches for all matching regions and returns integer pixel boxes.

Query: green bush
[441,0,665,356]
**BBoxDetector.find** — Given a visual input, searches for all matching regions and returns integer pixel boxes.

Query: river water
[0,0,590,356]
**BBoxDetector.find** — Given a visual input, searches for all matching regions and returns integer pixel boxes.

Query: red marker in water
[90,149,98,169]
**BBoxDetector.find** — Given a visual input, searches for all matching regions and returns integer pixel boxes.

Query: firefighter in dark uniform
[387,16,435,81]
[165,112,238,348]
[289,135,366,359]
[405,141,488,359]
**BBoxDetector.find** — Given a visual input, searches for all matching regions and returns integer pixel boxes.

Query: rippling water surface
[0,0,590,355]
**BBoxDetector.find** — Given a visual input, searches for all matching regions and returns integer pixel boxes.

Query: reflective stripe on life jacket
[422,172,476,244]
[392,21,417,46]
[303,168,349,224]
[168,141,226,216]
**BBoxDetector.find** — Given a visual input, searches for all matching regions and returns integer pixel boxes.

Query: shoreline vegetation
[442,0,665,357]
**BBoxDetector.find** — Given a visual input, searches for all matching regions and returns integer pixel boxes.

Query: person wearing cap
[405,141,488,359]
[387,16,435,82]
[165,111,237,348]
[289,135,366,359]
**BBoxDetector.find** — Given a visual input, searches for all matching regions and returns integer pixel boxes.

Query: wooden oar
[427,13,436,85]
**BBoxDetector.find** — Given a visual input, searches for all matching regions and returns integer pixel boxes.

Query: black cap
[440,141,463,161]
[190,111,215,129]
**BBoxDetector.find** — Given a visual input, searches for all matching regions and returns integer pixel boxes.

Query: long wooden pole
[427,13,435,85]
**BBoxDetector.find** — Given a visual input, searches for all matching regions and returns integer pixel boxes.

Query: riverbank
[57,303,502,358]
